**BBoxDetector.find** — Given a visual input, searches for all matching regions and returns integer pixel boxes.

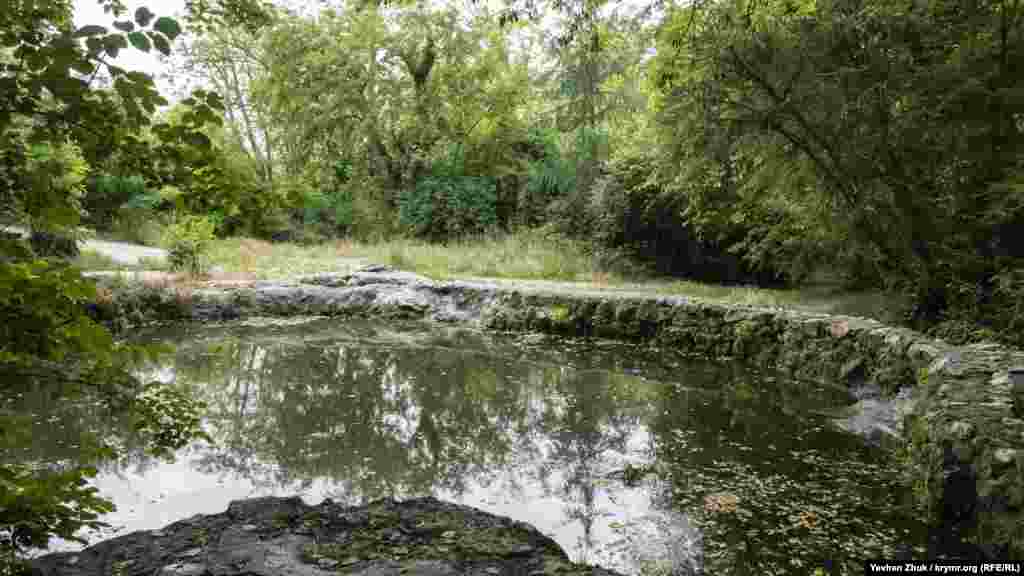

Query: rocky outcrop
[27,496,625,576]
[86,265,1024,558]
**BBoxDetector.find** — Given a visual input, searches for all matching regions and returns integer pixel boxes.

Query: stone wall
[474,286,1024,558]
[87,268,1024,558]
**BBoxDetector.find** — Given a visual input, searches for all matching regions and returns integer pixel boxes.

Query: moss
[271,510,292,530]
[298,509,557,568]
[900,416,944,524]
[300,510,324,529]
[614,302,637,325]
[549,304,570,323]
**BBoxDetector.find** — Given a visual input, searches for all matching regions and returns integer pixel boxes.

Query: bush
[399,176,498,241]
[82,174,149,231]
[521,130,576,228]
[111,189,167,247]
[161,215,216,276]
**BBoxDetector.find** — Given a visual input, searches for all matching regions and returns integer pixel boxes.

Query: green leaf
[85,37,104,56]
[73,25,107,38]
[152,16,182,41]
[147,31,172,56]
[113,20,135,32]
[204,91,225,111]
[135,6,156,27]
[69,58,96,75]
[104,34,129,59]
[127,31,151,52]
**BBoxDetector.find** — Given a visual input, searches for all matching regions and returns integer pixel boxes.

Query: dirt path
[2,226,168,266]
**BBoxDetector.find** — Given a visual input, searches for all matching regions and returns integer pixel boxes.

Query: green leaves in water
[663,431,923,575]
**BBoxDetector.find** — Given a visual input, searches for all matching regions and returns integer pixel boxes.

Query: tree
[173,22,277,186]
[250,1,535,235]
[649,0,1024,327]
[0,0,268,570]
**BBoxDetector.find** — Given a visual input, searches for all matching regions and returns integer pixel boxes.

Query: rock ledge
[27,496,624,576]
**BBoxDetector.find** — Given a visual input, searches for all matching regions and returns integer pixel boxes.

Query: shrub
[399,176,498,241]
[83,174,149,231]
[111,188,167,246]
[21,140,89,233]
[521,131,576,228]
[300,186,355,238]
[161,215,216,276]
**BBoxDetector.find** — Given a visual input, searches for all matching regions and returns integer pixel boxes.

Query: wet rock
[833,387,917,447]
[26,497,624,576]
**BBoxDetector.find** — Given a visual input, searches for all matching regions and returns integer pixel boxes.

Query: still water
[12,317,927,574]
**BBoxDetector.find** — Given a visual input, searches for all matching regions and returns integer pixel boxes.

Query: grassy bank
[73,226,904,325]
[185,231,906,325]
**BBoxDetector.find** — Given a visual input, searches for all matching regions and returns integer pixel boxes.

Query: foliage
[18,141,91,236]
[398,148,498,241]
[83,174,149,230]
[0,261,103,362]
[0,0,265,568]
[521,127,577,228]
[162,214,217,275]
[251,4,534,234]
[85,174,168,246]
[131,382,214,460]
[1,463,115,569]
[301,174,355,238]
[648,0,1024,339]
[0,258,175,567]
[111,211,167,248]
[399,176,498,241]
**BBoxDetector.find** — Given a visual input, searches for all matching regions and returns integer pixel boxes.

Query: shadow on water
[4,317,932,574]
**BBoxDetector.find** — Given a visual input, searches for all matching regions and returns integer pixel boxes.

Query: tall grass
[197,229,904,323]
[203,229,603,281]
[357,229,601,281]
[204,237,370,280]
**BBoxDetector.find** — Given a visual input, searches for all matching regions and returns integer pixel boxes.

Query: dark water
[6,317,928,574]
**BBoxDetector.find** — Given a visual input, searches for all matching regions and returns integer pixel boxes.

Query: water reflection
[10,318,927,574]
[158,320,687,572]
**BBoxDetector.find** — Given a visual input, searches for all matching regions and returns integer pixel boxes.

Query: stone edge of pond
[84,267,1024,558]
[26,495,626,576]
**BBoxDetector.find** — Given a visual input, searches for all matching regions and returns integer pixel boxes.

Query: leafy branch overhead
[0,0,268,569]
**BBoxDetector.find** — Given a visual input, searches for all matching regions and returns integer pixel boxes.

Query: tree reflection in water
[29,317,924,575]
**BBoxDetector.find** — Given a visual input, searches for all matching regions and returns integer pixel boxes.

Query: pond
[11,317,929,574]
